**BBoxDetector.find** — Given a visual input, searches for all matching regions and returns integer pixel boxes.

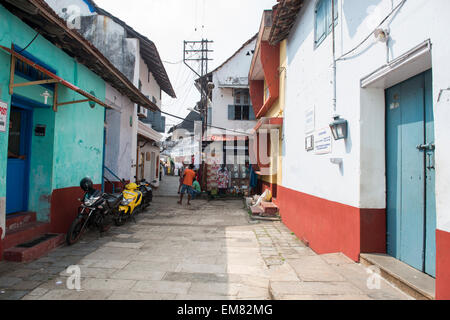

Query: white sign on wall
[314,127,332,155]
[0,101,8,133]
[305,107,315,134]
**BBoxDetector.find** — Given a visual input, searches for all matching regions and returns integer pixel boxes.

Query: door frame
[6,102,33,215]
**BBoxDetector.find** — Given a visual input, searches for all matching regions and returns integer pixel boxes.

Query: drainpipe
[331,0,337,114]
[101,108,107,192]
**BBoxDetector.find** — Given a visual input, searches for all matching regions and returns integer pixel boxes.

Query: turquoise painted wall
[0,4,105,221]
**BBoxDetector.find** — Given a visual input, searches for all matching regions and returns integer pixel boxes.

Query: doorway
[386,69,436,277]
[6,106,32,215]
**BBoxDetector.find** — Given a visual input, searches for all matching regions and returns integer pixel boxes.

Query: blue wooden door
[6,107,32,215]
[386,69,436,277]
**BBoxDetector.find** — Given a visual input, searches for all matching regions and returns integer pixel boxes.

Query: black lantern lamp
[329,115,348,141]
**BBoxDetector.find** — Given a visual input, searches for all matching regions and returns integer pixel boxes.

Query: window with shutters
[314,0,338,48]
[228,89,256,121]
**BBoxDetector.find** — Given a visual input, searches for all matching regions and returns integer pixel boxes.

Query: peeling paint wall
[78,15,136,82]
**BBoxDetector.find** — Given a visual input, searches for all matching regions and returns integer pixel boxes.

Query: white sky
[94,0,277,131]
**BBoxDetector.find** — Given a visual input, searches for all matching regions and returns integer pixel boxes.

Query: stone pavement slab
[0,196,414,301]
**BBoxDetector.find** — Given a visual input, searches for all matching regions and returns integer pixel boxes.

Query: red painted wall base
[436,229,450,300]
[0,227,3,262]
[50,184,101,234]
[104,181,127,194]
[277,186,386,262]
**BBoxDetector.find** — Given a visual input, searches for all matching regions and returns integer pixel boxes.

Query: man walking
[178,164,196,205]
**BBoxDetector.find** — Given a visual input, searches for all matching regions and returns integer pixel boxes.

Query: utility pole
[183,39,213,190]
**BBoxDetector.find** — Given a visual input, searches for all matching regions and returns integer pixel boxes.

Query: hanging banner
[0,101,8,133]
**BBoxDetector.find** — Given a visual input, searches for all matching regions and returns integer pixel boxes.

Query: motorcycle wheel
[100,216,113,233]
[66,216,87,246]
[114,213,126,226]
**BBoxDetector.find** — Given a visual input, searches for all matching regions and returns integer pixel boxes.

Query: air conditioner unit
[137,106,148,118]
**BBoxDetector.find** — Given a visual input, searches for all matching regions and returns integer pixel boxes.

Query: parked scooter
[114,181,143,226]
[66,177,122,245]
[135,176,158,209]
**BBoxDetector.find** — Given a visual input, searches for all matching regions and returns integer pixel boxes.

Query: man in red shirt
[178,164,196,205]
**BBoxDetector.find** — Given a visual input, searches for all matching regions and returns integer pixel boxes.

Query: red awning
[203,135,249,142]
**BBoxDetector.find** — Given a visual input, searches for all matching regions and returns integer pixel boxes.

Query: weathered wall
[78,15,136,82]
[211,38,257,135]
[45,0,95,19]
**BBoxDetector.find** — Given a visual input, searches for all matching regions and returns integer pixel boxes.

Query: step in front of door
[360,253,435,300]
[3,234,65,263]
[6,212,37,233]
[4,222,51,250]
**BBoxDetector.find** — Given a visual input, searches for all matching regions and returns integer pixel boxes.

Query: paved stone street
[0,192,413,300]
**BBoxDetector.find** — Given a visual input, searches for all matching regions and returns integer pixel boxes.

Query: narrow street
[0,177,411,300]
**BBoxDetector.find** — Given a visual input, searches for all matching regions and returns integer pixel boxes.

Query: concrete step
[360,253,435,300]
[6,212,37,233]
[250,206,264,216]
[3,234,65,263]
[261,201,279,216]
[4,222,50,250]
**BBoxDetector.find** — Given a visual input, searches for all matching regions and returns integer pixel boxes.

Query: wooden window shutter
[228,105,235,120]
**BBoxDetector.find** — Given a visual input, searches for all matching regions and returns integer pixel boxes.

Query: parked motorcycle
[114,181,143,226]
[66,177,122,245]
[135,176,158,209]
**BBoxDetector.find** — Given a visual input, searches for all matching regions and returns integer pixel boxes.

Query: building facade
[199,36,258,193]
[270,0,450,299]
[249,10,286,201]
[46,0,174,189]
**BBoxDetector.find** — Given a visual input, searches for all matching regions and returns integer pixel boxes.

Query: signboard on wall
[0,101,8,133]
[305,107,315,134]
[314,127,332,155]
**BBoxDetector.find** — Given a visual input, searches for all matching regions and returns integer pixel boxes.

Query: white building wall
[139,56,162,108]
[283,0,450,232]
[210,39,257,135]
[104,84,135,181]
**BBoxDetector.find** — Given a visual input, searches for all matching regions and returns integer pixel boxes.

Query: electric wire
[17,32,39,53]
[159,109,251,136]
[336,0,407,61]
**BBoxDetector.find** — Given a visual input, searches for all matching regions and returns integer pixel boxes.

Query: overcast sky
[94,0,277,131]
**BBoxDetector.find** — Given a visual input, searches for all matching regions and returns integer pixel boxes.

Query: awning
[1,44,119,112]
[253,117,283,132]
[203,135,249,142]
[138,121,163,143]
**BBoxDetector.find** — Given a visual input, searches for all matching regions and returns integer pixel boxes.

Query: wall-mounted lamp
[329,115,348,141]
[41,90,52,105]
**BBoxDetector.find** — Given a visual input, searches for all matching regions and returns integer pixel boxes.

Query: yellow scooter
[114,182,143,226]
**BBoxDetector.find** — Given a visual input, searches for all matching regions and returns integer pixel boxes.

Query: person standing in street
[178,164,196,205]
[177,162,187,194]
